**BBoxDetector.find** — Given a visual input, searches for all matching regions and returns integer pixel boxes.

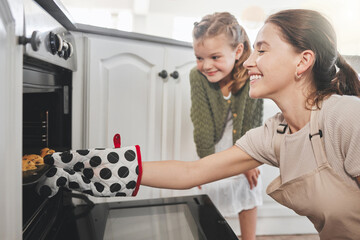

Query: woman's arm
[141,145,262,189]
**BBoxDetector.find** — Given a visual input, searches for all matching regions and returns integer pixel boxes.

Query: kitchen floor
[239,234,320,240]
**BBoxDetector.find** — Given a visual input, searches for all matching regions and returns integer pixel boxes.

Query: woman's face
[193,34,242,83]
[244,23,300,100]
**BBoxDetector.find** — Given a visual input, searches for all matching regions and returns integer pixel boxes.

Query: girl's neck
[219,76,233,97]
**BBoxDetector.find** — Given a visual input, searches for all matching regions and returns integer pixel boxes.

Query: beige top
[236,94,360,189]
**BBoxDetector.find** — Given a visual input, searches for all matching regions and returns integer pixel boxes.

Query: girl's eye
[196,57,203,61]
[212,56,219,60]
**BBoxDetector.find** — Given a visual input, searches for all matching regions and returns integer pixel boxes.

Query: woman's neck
[275,94,312,133]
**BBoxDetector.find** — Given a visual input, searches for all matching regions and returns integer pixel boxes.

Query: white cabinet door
[160,45,199,197]
[0,0,23,239]
[85,35,165,199]
[161,45,197,161]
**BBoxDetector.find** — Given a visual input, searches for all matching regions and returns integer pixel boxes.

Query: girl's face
[244,23,300,100]
[193,34,242,83]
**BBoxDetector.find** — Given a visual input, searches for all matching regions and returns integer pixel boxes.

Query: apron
[266,109,360,239]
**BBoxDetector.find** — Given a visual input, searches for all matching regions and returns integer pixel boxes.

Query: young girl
[190,12,263,240]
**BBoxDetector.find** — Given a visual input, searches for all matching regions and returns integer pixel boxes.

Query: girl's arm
[141,145,262,189]
[189,69,216,158]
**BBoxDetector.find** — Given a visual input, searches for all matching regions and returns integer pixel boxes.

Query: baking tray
[23,164,53,186]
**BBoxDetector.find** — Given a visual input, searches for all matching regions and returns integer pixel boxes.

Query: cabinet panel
[86,36,164,156]
[85,36,165,200]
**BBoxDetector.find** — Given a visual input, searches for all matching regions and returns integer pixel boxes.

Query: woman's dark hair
[266,9,360,106]
[193,12,251,93]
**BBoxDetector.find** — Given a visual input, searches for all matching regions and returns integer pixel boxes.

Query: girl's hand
[244,168,260,189]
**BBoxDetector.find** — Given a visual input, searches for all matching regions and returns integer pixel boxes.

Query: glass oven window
[103,203,203,240]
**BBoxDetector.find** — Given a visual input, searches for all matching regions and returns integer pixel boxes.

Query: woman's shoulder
[320,94,360,131]
[322,94,360,117]
[264,112,285,129]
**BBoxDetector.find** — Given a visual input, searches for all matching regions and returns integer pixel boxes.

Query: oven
[22,0,77,239]
[21,1,238,239]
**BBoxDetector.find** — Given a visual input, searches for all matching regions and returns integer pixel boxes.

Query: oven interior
[22,56,77,240]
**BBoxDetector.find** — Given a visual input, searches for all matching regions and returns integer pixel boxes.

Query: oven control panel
[19,29,77,71]
[22,0,77,71]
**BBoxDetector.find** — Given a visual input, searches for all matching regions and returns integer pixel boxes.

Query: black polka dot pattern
[46,167,57,177]
[77,150,90,156]
[83,168,94,179]
[100,168,112,180]
[126,181,136,189]
[73,162,85,172]
[60,151,73,163]
[90,156,102,167]
[94,182,105,193]
[124,150,136,161]
[69,181,80,189]
[37,146,141,198]
[118,166,129,178]
[107,152,119,164]
[81,175,91,184]
[56,177,67,187]
[64,168,75,175]
[110,183,121,192]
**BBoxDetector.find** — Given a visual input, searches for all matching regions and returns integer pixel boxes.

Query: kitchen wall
[61,0,360,55]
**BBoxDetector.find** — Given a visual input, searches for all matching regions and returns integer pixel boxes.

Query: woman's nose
[243,52,256,69]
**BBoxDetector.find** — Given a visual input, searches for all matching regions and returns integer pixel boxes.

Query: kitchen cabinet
[82,34,198,200]
[0,0,23,239]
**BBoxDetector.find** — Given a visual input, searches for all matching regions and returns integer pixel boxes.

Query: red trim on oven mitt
[36,145,142,198]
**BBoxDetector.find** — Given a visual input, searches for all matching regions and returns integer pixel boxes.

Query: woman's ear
[235,43,244,60]
[296,50,315,76]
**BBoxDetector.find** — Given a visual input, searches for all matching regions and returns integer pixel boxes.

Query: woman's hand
[244,168,260,189]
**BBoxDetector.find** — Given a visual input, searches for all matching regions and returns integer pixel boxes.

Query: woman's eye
[212,56,219,60]
[257,50,265,54]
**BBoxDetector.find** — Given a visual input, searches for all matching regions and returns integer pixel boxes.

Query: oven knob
[18,31,41,51]
[61,41,70,59]
[67,42,74,58]
[49,32,63,55]
[63,42,73,60]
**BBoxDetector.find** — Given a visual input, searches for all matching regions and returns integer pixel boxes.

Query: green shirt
[190,67,263,158]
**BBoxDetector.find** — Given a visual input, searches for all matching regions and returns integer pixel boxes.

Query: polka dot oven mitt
[36,145,142,198]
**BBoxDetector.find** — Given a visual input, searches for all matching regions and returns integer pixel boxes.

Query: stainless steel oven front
[21,0,77,239]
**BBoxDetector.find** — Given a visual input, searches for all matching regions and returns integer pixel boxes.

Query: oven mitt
[36,135,142,198]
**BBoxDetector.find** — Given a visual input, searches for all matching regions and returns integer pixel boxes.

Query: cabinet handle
[158,70,168,79]
[170,71,179,79]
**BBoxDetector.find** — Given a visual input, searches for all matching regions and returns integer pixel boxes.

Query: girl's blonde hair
[193,12,251,93]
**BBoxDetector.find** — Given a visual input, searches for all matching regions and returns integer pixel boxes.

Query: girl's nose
[203,59,212,70]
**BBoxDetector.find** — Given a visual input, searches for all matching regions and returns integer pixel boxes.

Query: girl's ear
[296,50,315,76]
[235,43,244,60]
